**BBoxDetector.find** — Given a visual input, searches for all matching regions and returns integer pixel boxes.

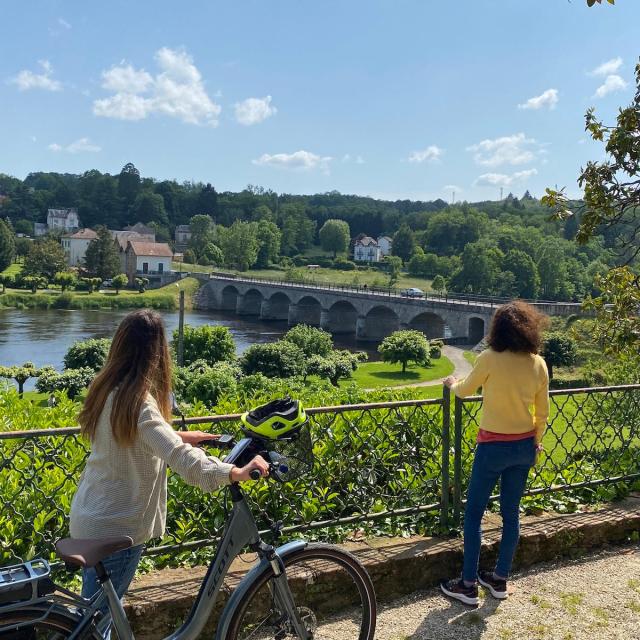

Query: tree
[84,226,121,280]
[0,273,13,293]
[543,333,578,379]
[502,249,540,299]
[306,350,364,386]
[118,162,141,209]
[183,249,197,264]
[378,330,431,373]
[135,277,149,293]
[23,238,66,279]
[112,273,128,294]
[283,324,333,357]
[218,220,259,271]
[189,214,216,258]
[64,338,112,372]
[392,224,416,263]
[15,237,31,260]
[0,219,15,271]
[0,362,47,396]
[197,183,218,218]
[23,275,47,293]
[53,271,76,292]
[175,361,239,407]
[586,0,614,6]
[319,219,350,258]
[131,191,168,226]
[255,221,281,268]
[201,243,224,266]
[239,341,305,378]
[80,277,102,293]
[432,274,446,294]
[14,219,33,235]
[384,255,402,287]
[176,324,236,367]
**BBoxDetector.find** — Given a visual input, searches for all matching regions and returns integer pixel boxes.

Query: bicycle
[0,398,377,639]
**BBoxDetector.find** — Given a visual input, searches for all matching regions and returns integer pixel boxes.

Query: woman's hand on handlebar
[230,455,270,483]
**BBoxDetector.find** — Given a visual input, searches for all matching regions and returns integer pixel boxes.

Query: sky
[1,0,638,202]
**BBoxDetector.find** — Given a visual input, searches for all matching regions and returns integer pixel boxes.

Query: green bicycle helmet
[240,397,307,439]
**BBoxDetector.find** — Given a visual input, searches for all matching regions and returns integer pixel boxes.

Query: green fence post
[440,385,451,530]
[453,395,463,527]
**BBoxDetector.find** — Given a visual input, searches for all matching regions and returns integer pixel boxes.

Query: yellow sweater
[451,348,549,442]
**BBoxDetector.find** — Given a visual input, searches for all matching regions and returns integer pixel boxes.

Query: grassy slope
[177,262,433,292]
[0,277,200,310]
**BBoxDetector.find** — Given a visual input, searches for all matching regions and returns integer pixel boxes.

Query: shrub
[52,291,74,309]
[429,345,442,359]
[240,341,305,378]
[183,249,197,264]
[175,361,241,407]
[63,338,111,372]
[35,367,95,399]
[176,324,236,367]
[333,257,356,271]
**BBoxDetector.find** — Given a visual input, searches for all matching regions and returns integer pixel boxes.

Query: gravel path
[373,544,640,640]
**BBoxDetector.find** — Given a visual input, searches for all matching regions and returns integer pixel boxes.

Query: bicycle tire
[225,543,376,640]
[0,606,102,639]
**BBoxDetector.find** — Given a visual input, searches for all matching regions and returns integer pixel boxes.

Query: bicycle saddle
[55,536,134,568]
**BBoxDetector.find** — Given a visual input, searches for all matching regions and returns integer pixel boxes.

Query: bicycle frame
[103,437,310,640]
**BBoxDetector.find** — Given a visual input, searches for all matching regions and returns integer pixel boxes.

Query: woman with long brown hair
[440,301,550,605]
[70,310,268,612]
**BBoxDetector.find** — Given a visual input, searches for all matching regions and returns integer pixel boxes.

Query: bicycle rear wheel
[0,606,102,639]
[226,543,376,640]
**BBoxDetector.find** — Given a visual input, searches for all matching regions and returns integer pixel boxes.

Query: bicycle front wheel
[226,543,376,640]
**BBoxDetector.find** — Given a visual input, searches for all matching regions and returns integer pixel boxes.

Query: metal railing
[1,385,638,566]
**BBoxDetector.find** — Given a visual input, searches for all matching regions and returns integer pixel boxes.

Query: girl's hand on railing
[179,431,220,446]
[443,376,457,388]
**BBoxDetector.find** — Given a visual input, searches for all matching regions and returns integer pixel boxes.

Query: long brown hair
[79,309,173,446]
[487,300,549,354]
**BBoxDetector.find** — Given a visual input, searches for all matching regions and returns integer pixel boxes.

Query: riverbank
[0,277,200,311]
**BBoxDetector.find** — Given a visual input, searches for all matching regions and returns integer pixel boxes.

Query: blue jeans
[82,544,144,632]
[462,438,535,582]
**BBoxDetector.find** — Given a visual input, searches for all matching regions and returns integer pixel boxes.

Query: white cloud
[593,74,628,98]
[93,47,221,126]
[342,154,365,164]
[48,137,101,153]
[234,96,277,126]
[408,145,443,163]
[467,133,539,167]
[253,150,332,173]
[474,168,538,187]
[444,184,462,192]
[590,57,623,76]
[10,60,62,92]
[58,18,72,30]
[355,155,365,164]
[518,88,558,111]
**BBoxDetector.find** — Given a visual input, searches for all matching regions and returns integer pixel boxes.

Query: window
[158,262,164,274]
[142,262,149,274]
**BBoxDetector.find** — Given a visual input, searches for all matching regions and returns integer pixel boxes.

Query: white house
[47,208,79,232]
[112,229,155,272]
[377,236,392,257]
[125,241,173,285]
[61,228,98,267]
[353,236,382,262]
[175,225,192,244]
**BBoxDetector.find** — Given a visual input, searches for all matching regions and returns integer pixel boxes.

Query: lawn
[343,356,454,389]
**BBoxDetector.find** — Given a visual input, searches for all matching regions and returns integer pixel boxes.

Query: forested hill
[0,163,615,302]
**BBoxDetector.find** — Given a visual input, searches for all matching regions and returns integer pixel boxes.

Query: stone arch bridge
[195,275,583,343]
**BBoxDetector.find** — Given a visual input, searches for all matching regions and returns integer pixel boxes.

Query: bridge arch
[468,316,486,344]
[236,288,263,315]
[325,300,358,335]
[289,295,323,326]
[260,291,291,321]
[357,305,400,341]
[408,311,446,339]
[220,285,239,311]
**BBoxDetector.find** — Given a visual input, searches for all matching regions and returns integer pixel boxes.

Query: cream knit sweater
[70,393,234,545]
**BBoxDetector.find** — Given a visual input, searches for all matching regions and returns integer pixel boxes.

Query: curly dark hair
[486,301,549,354]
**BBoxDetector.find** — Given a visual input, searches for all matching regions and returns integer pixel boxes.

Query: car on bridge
[400,287,425,298]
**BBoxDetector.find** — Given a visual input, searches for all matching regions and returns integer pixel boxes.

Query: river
[0,309,380,383]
